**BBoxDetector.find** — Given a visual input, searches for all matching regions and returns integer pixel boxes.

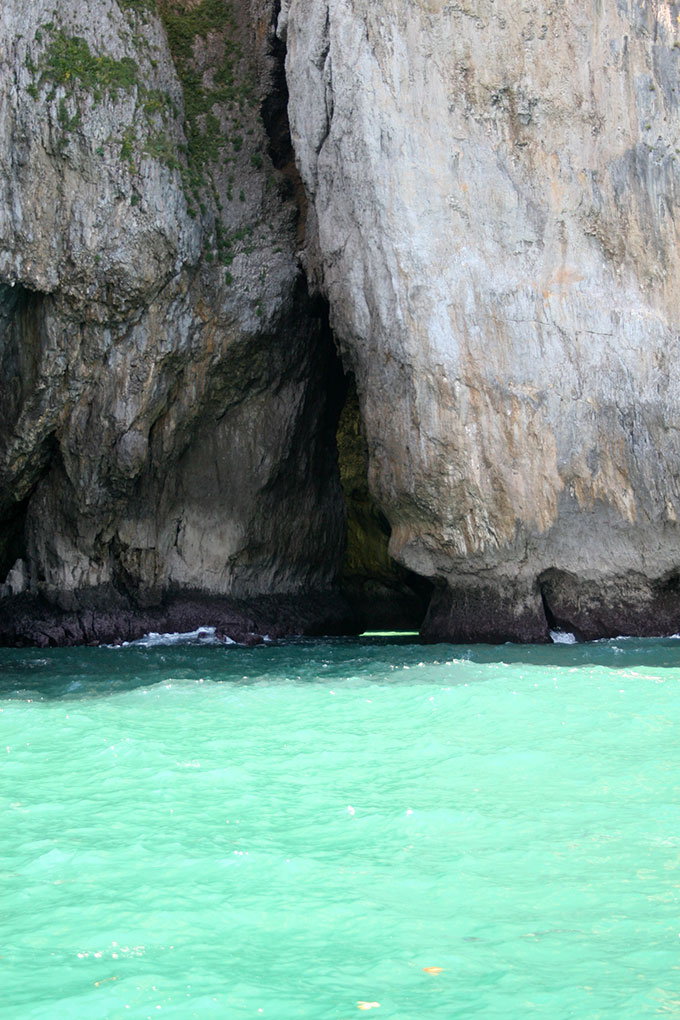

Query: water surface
[2,635,679,1018]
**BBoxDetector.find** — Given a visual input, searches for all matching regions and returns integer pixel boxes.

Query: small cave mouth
[0,282,51,591]
[539,569,587,642]
[0,495,30,587]
[335,373,434,633]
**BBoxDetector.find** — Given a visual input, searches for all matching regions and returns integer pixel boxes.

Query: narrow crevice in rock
[540,587,558,632]
[336,374,433,631]
[260,0,308,242]
[260,2,293,171]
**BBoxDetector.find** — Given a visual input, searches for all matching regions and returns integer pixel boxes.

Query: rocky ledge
[0,588,362,648]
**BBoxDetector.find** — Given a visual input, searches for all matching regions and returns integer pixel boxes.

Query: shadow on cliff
[335,373,434,632]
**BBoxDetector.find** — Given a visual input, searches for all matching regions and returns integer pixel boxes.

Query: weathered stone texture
[0,0,347,638]
[5,0,680,644]
[285,0,680,639]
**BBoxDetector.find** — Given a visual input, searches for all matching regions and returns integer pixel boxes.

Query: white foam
[113,627,236,648]
[549,630,577,645]
[595,634,680,643]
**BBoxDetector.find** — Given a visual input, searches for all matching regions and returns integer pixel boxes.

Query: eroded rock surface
[6,0,680,645]
[285,0,680,640]
[0,0,351,643]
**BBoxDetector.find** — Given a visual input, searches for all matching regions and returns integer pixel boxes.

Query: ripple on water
[1,635,680,1018]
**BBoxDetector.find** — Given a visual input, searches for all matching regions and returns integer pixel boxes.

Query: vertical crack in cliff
[260,0,308,243]
[260,2,293,170]
[260,7,431,630]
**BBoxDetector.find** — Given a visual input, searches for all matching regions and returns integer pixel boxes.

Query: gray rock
[6,0,680,644]
[0,0,347,626]
[285,0,680,640]
[0,558,28,598]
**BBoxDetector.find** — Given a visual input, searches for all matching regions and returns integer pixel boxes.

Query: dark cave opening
[0,495,29,584]
[0,283,50,586]
[258,12,432,633]
[335,373,434,632]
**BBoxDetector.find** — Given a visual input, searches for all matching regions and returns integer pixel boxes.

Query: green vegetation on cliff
[157,0,258,218]
[117,0,157,14]
[25,23,173,164]
[31,30,139,102]
[22,1,269,268]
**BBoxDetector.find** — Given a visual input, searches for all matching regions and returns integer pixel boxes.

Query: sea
[1,631,679,1019]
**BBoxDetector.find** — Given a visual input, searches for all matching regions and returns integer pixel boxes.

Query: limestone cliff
[0,0,353,644]
[4,0,680,645]
[284,0,680,641]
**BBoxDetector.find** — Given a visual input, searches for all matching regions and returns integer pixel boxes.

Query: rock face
[5,0,680,645]
[0,0,352,644]
[284,0,680,640]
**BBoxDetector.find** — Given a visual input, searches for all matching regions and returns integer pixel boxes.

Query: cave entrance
[0,283,49,585]
[335,374,433,633]
[259,6,431,633]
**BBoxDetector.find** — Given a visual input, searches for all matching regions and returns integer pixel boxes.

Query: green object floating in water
[360,630,419,637]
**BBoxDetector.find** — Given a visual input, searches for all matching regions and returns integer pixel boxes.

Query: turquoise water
[2,634,680,1019]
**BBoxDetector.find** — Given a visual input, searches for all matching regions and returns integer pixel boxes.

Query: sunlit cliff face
[285,0,680,639]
